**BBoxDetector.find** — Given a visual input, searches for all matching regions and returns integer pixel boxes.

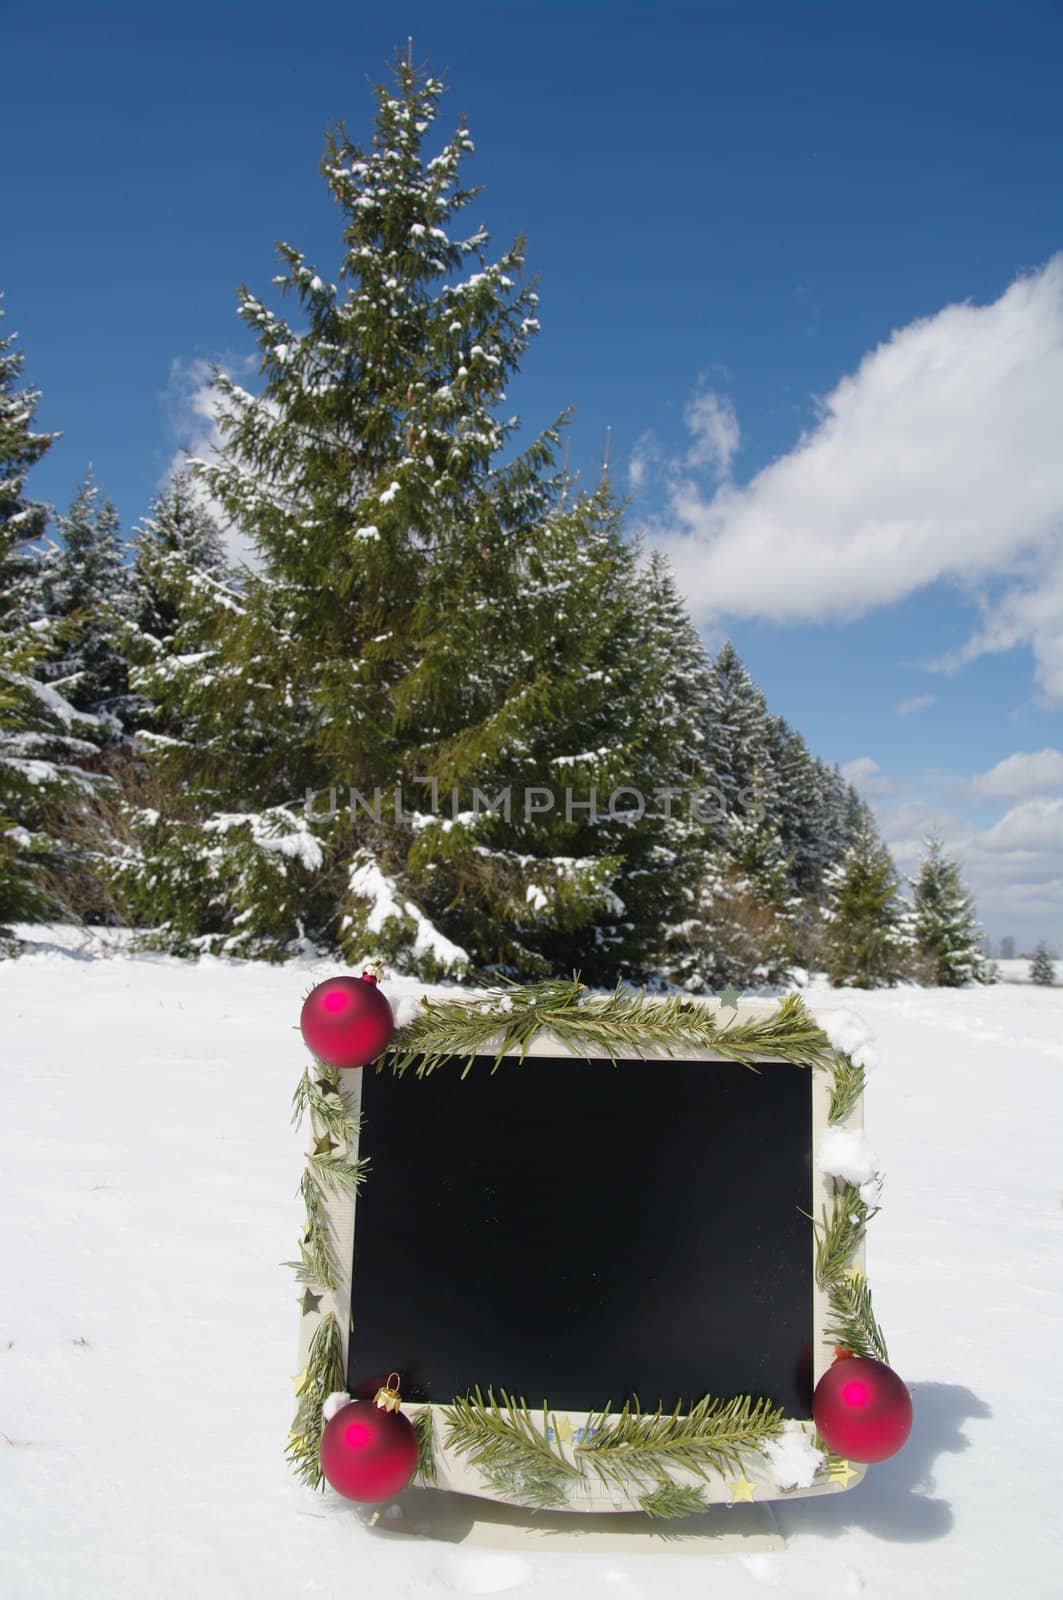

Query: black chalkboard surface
[347,1055,814,1418]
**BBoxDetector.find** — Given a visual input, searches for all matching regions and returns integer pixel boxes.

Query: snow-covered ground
[1,927,1061,1599]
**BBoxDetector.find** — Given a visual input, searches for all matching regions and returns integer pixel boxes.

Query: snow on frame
[817,1123,885,1209]
[760,1420,825,1491]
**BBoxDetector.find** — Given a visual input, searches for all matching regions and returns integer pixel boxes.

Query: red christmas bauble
[300,973,395,1070]
[319,1398,418,1502]
[813,1354,913,1463]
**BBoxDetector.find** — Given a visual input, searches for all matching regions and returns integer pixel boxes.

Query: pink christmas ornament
[813,1354,913,1463]
[320,1376,419,1502]
[300,972,394,1070]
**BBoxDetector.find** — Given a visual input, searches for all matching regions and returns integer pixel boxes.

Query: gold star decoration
[728,1475,756,1502]
[300,1288,323,1316]
[718,984,742,1011]
[554,1415,574,1445]
[292,1367,311,1395]
[313,1133,337,1156]
[842,1265,865,1284]
[829,1460,858,1488]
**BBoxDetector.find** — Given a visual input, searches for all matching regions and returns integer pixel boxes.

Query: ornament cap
[373,1372,403,1413]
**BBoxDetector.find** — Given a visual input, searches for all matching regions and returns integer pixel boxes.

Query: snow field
[1,930,1061,1598]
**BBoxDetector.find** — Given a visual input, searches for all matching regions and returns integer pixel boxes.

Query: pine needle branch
[828,1054,866,1125]
[807,1186,870,1290]
[286,1312,345,1490]
[442,1387,579,1508]
[281,1238,334,1287]
[291,1066,354,1142]
[295,1169,339,1289]
[411,1405,438,1485]
[385,981,836,1078]
[575,1393,785,1488]
[825,1273,890,1364]
[307,1149,371,1197]
[638,1480,709,1519]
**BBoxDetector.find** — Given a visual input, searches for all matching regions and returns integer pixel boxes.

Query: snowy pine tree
[905,834,986,986]
[662,642,794,990]
[1029,942,1056,986]
[121,469,233,740]
[0,308,110,943]
[0,299,58,623]
[116,55,708,976]
[38,474,138,736]
[771,723,849,896]
[822,814,908,987]
[700,641,776,835]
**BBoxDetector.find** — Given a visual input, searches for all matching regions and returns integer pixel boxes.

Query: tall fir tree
[822,814,908,987]
[770,722,851,897]
[0,305,108,944]
[0,298,58,623]
[38,474,138,736]
[781,732,870,969]
[904,834,986,986]
[121,469,233,740]
[660,641,795,990]
[700,641,776,836]
[116,54,708,975]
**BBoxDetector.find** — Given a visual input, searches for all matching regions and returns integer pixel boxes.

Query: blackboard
[347,1054,814,1418]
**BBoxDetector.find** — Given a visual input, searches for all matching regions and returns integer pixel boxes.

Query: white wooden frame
[294,999,869,1510]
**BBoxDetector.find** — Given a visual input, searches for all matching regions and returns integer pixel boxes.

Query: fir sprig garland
[286,1313,345,1489]
[575,1392,785,1488]
[638,1482,708,1519]
[442,1388,580,1509]
[809,1183,888,1364]
[385,978,837,1078]
[828,1054,866,1124]
[291,1067,355,1144]
[809,1188,871,1290]
[285,1061,369,1292]
[411,1405,438,1485]
[284,1173,336,1288]
[286,1054,367,1491]
[825,1271,890,1365]
[437,1389,786,1512]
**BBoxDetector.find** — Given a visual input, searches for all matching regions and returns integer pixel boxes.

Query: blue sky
[3,2,1062,949]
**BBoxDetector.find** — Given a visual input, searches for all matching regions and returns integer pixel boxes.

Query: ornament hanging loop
[374,1372,403,1412]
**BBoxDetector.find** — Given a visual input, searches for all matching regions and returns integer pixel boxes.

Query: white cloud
[840,756,892,796]
[978,796,1063,856]
[627,428,659,492]
[647,257,1063,701]
[935,542,1063,703]
[897,693,936,717]
[970,748,1063,800]
[683,386,740,479]
[160,354,262,572]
